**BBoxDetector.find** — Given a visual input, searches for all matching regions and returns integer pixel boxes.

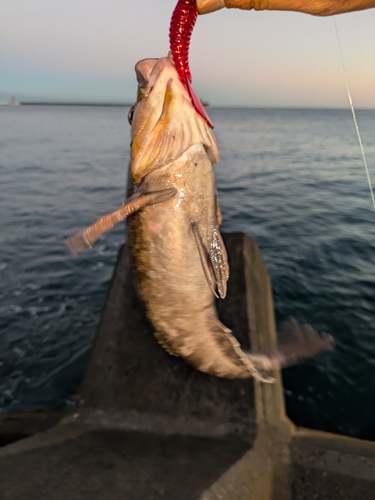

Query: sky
[1,0,374,108]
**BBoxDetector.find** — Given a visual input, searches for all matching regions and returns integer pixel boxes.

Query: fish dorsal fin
[131,58,219,184]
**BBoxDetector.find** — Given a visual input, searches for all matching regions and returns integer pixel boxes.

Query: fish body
[65,56,333,381]
[127,57,251,378]
[128,143,249,378]
[127,56,332,381]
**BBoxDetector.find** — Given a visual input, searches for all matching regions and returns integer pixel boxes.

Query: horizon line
[11,101,375,111]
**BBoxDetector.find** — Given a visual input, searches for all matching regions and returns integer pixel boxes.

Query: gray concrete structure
[1,233,374,499]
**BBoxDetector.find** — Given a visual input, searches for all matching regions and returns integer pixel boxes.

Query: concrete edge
[0,421,88,458]
[292,425,375,458]
[198,234,290,500]
[0,411,67,448]
[198,434,274,500]
[60,408,251,438]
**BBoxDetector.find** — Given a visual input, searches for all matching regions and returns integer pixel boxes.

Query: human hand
[197,0,375,16]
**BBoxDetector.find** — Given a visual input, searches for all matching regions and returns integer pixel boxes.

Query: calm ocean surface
[1,105,375,440]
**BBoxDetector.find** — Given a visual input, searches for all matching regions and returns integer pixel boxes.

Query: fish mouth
[135,57,169,98]
[130,56,219,184]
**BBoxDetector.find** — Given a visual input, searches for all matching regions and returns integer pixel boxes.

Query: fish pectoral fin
[191,222,219,299]
[192,223,229,299]
[246,317,334,371]
[65,187,177,256]
[209,228,229,299]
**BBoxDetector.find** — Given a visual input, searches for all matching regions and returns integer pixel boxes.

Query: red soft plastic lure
[169,0,213,128]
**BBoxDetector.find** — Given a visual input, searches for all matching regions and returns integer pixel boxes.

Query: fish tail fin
[246,317,334,373]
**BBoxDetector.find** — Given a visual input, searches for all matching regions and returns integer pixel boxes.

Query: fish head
[130,56,219,184]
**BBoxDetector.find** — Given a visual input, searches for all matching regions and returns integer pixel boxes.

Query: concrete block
[79,233,260,442]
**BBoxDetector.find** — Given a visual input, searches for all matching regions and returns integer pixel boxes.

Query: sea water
[1,105,375,440]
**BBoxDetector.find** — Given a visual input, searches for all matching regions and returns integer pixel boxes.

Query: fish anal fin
[208,317,276,382]
[65,187,177,256]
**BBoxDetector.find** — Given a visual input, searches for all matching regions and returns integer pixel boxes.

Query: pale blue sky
[1,0,374,107]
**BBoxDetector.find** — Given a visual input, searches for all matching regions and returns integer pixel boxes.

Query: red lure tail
[169,0,213,128]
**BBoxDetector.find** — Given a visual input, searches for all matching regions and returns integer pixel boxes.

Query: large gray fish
[65,56,333,382]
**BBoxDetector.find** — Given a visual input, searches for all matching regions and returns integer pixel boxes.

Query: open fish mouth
[130,56,219,184]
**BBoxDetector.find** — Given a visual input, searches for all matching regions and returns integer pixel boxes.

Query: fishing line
[31,343,92,388]
[334,17,375,211]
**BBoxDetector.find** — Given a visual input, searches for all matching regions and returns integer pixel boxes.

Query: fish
[65,55,333,382]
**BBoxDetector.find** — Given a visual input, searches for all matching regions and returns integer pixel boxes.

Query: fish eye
[128,105,135,125]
